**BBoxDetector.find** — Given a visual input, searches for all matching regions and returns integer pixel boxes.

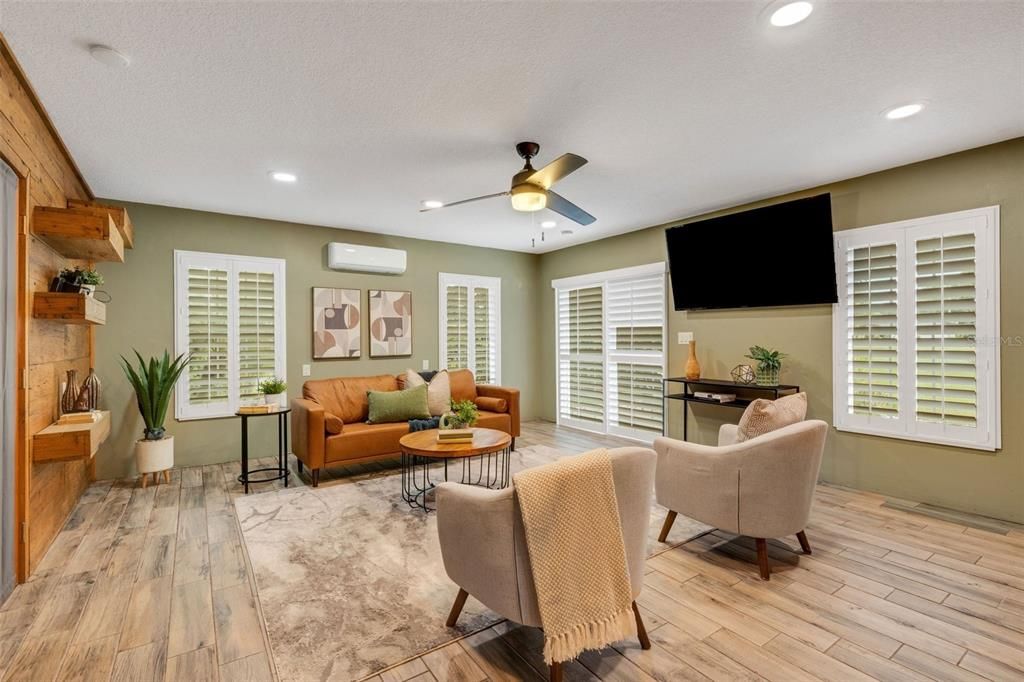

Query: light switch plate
[677,332,694,344]
[421,359,430,370]
[302,364,311,377]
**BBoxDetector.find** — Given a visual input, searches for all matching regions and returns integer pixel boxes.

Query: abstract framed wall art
[313,287,361,358]
[368,289,412,357]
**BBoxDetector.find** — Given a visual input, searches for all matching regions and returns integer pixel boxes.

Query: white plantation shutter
[846,242,899,419]
[558,286,605,425]
[175,252,286,420]
[554,263,666,440]
[606,275,665,436]
[833,207,999,450]
[439,274,500,384]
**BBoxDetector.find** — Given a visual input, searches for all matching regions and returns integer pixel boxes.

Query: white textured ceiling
[2,2,1022,253]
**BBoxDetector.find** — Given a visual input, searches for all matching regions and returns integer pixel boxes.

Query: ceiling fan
[419,142,596,225]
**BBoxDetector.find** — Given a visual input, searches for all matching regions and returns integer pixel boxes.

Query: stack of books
[694,391,737,403]
[58,411,102,425]
[239,403,277,415]
[436,428,474,444]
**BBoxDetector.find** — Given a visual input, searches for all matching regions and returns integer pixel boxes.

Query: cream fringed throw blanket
[512,449,635,664]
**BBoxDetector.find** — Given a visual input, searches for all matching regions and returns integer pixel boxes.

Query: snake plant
[120,350,190,440]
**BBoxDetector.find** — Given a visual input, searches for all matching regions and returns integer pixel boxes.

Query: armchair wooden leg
[657,510,677,543]
[446,588,469,627]
[312,468,320,487]
[549,662,563,682]
[755,538,771,580]
[511,437,516,451]
[632,601,651,649]
[796,530,812,555]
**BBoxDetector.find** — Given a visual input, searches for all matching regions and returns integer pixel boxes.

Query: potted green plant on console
[121,350,190,487]
[745,345,786,386]
[258,377,288,409]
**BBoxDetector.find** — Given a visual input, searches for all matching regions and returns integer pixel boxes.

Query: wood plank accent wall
[0,34,95,579]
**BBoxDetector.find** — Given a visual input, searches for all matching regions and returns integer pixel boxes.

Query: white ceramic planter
[136,436,174,474]
[80,285,95,297]
[265,392,287,409]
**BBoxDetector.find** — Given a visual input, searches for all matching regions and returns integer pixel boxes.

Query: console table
[663,377,800,441]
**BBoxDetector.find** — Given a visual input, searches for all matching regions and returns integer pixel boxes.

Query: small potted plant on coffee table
[258,377,288,409]
[745,345,787,386]
[121,350,190,487]
[440,399,479,430]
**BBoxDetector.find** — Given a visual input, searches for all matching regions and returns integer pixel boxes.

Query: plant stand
[140,470,171,488]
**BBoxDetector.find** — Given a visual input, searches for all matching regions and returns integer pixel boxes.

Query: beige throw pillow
[736,392,807,442]
[403,369,451,417]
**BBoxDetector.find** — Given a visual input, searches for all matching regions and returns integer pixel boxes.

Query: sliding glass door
[554,263,666,441]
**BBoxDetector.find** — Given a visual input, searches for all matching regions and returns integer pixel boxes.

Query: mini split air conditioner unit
[327,242,407,274]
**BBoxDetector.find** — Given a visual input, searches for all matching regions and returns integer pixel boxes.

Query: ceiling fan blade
[546,190,596,225]
[525,153,588,189]
[419,192,508,212]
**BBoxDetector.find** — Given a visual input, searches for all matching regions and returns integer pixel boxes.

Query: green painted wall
[94,203,540,478]
[537,138,1024,523]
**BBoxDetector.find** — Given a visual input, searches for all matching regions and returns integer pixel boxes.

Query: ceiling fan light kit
[509,183,547,212]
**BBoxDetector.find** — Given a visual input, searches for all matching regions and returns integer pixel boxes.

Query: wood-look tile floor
[3,421,1024,682]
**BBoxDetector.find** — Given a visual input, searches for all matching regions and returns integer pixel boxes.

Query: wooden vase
[684,340,701,380]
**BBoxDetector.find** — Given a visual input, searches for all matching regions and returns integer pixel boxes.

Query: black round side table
[235,408,291,494]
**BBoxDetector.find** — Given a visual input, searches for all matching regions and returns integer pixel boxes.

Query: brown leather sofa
[291,369,520,486]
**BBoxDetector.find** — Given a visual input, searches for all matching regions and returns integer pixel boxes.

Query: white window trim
[552,262,667,443]
[832,206,1000,451]
[174,250,287,420]
[438,272,501,385]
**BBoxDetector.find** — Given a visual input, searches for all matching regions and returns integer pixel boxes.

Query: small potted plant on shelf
[745,345,787,386]
[440,399,479,430]
[78,269,103,297]
[51,267,83,293]
[121,350,190,487]
[258,377,288,409]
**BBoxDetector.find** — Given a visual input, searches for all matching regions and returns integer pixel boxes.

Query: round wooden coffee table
[399,427,512,511]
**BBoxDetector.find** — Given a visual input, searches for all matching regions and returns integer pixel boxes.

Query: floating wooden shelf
[32,205,125,262]
[32,411,110,463]
[32,292,106,325]
[67,199,134,249]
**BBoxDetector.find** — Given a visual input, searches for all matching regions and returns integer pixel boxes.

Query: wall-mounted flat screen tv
[666,193,838,311]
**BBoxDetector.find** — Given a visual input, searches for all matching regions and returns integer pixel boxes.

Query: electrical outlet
[302,364,311,377]
[677,332,694,345]
[421,359,430,370]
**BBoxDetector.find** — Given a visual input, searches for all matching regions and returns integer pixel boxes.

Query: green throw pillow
[366,384,431,423]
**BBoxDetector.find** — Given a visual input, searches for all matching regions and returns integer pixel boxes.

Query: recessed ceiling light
[768,1,813,27]
[883,103,925,120]
[541,220,557,229]
[89,44,130,68]
[422,200,444,209]
[269,171,297,183]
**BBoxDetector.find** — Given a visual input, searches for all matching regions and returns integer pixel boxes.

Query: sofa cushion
[475,410,512,433]
[475,396,507,413]
[303,374,399,424]
[324,413,344,434]
[736,392,807,442]
[367,384,431,424]
[325,422,408,462]
[403,369,451,417]
[448,368,478,402]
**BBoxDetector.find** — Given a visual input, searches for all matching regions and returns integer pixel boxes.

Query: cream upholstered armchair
[653,420,828,580]
[436,447,656,682]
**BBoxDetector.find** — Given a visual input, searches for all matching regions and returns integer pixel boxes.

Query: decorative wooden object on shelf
[67,198,134,249]
[31,205,125,262]
[32,410,111,462]
[32,292,106,324]
[684,340,701,380]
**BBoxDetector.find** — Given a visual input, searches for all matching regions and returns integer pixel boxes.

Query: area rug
[234,444,709,681]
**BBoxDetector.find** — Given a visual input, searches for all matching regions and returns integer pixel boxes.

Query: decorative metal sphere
[731,364,756,384]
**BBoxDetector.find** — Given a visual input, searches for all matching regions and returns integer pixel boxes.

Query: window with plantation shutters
[175,251,286,420]
[438,273,500,384]
[554,263,666,440]
[833,207,999,451]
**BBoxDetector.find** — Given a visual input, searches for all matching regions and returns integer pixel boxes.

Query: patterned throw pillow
[736,392,808,442]
[403,369,451,417]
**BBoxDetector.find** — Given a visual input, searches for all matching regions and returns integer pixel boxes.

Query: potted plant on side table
[258,377,288,409]
[745,345,786,386]
[121,350,190,488]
